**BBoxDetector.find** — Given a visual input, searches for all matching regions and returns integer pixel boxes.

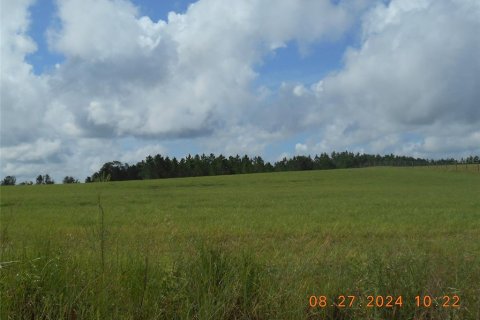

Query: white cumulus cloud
[1,0,479,182]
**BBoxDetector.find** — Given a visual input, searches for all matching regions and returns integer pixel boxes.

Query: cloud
[44,0,359,140]
[329,0,480,126]
[0,0,37,67]
[200,125,283,157]
[48,0,145,60]
[1,0,479,182]
[0,0,49,146]
[275,0,480,158]
[119,143,167,164]
[295,143,308,155]
[0,139,62,163]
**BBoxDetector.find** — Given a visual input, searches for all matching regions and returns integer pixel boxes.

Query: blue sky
[25,0,62,74]
[1,0,479,181]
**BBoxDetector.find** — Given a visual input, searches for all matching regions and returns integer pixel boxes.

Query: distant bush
[62,176,79,184]
[1,176,16,186]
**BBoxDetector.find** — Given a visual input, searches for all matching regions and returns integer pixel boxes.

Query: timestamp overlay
[306,293,468,319]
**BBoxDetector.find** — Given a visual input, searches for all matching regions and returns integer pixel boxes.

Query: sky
[1,0,479,183]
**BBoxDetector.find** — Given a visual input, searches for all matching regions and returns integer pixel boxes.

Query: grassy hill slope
[1,167,479,319]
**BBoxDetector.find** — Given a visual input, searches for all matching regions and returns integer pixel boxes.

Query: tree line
[1,174,78,186]
[2,152,479,186]
[84,152,479,183]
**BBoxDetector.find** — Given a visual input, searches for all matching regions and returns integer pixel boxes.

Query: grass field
[1,167,479,319]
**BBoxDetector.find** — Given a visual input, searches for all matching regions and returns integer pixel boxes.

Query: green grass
[1,167,479,319]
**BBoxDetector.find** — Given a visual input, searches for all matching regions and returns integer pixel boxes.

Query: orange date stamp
[308,295,460,308]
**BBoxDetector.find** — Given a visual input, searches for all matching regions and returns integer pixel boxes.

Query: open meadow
[1,167,479,319]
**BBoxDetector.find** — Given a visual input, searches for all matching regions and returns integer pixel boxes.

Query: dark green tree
[1,176,16,186]
[36,175,43,185]
[63,176,79,184]
[44,174,54,184]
